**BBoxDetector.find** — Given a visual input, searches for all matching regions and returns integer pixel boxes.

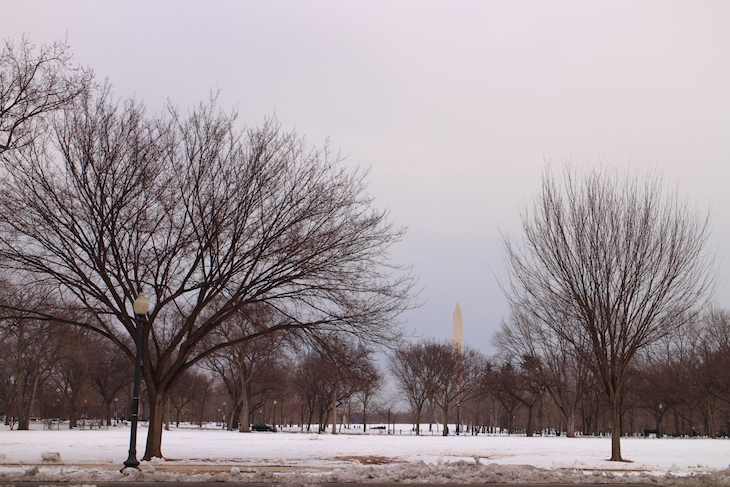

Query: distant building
[453,303,463,353]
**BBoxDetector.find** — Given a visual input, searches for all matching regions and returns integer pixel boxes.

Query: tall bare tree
[0,87,413,458]
[53,327,96,429]
[0,36,91,154]
[167,368,213,427]
[319,335,378,434]
[292,335,378,433]
[487,360,524,434]
[502,165,715,460]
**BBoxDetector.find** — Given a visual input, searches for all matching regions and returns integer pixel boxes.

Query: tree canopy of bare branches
[389,342,432,435]
[202,304,288,432]
[501,165,715,461]
[391,339,484,436]
[0,36,92,154]
[494,308,589,437]
[0,85,413,458]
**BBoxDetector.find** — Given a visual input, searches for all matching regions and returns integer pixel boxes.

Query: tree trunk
[230,402,241,430]
[144,391,165,460]
[526,404,535,437]
[17,371,41,430]
[610,398,623,461]
[18,365,41,430]
[441,405,449,436]
[566,411,576,438]
[707,402,718,439]
[330,380,338,434]
[164,396,171,431]
[239,384,251,432]
[69,402,78,429]
[104,400,112,426]
[415,406,422,436]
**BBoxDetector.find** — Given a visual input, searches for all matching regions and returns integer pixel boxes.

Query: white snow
[1,423,729,484]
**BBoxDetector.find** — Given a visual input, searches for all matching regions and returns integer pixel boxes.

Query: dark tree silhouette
[0,283,66,430]
[202,304,287,431]
[417,340,484,436]
[389,341,432,435]
[0,87,413,459]
[494,308,589,436]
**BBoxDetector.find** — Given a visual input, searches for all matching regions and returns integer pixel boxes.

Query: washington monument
[453,303,463,353]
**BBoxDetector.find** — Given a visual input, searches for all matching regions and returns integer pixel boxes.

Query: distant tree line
[3,310,730,442]
[0,304,384,434]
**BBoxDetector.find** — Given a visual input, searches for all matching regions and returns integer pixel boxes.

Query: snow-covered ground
[1,423,729,484]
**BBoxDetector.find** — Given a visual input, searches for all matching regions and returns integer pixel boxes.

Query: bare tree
[389,341,431,435]
[292,335,378,433]
[418,339,484,436]
[0,87,413,459]
[0,36,91,154]
[494,308,589,436]
[487,360,525,434]
[202,304,287,431]
[319,335,379,434]
[53,327,98,429]
[168,368,212,426]
[691,308,730,437]
[502,165,715,460]
[352,363,382,432]
[292,350,330,431]
[0,282,66,429]
[87,336,133,425]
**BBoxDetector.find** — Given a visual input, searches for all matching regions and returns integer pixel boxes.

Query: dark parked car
[251,423,277,432]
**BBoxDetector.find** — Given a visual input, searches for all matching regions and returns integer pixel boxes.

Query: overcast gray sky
[6,1,730,354]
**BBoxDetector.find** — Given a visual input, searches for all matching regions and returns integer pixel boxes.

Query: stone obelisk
[453,303,463,353]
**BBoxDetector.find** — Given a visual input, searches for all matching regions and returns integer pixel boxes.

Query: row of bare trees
[0,289,133,429]
[0,300,384,434]
[4,304,730,442]
[389,311,730,442]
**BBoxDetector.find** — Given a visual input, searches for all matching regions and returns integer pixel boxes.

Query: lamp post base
[121,455,140,472]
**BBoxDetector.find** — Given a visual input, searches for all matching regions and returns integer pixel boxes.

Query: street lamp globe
[133,292,150,315]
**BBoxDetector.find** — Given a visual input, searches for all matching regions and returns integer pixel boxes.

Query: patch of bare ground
[334,455,404,465]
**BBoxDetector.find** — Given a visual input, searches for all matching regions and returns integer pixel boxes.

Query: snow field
[1,424,730,484]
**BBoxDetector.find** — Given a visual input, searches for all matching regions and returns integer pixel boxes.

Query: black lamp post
[122,291,149,471]
[272,400,277,430]
[387,405,391,435]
